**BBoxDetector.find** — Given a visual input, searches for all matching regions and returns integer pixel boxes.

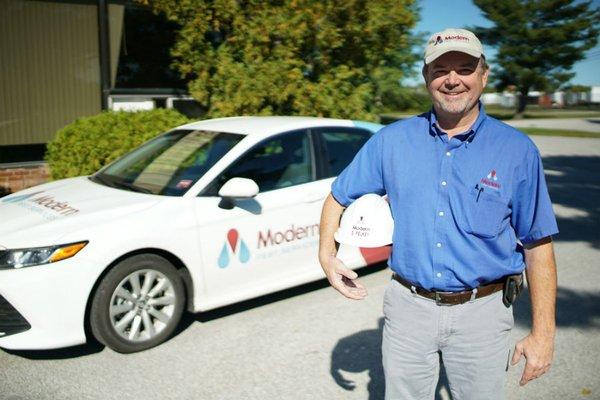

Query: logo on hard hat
[335,194,394,248]
[351,219,371,238]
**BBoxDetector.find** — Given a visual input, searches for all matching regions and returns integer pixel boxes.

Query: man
[318,28,558,399]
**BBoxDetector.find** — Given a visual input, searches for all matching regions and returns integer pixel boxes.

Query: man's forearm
[524,237,557,338]
[318,193,345,266]
[318,193,367,299]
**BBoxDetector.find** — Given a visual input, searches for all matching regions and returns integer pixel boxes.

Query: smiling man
[319,28,558,399]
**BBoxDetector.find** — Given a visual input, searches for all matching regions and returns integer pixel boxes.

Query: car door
[312,126,391,267]
[308,126,374,214]
[194,129,327,307]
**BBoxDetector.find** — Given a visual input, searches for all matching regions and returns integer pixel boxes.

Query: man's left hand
[511,333,554,386]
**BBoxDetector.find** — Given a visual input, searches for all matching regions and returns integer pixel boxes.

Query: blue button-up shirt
[331,105,559,291]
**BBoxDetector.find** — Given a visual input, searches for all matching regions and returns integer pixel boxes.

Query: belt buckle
[434,291,453,306]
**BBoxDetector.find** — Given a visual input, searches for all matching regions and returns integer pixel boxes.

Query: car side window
[319,128,372,178]
[203,130,313,195]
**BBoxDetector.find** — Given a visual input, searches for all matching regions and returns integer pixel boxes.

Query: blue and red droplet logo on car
[218,229,251,268]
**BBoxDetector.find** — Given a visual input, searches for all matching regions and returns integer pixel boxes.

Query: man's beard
[433,93,476,115]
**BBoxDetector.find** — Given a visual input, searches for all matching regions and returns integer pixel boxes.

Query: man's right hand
[321,255,368,300]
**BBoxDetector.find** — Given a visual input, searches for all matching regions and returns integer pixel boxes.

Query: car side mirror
[218,177,259,199]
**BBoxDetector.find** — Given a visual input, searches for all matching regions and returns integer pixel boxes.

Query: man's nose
[445,70,460,87]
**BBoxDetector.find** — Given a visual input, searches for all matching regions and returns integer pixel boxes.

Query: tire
[90,254,185,353]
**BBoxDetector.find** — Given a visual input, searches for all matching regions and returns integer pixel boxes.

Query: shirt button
[446,151,451,156]
[436,242,442,248]
[438,211,444,217]
[436,272,442,278]
[441,181,447,186]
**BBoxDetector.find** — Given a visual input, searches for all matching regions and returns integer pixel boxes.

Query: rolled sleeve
[331,131,386,207]
[511,148,559,244]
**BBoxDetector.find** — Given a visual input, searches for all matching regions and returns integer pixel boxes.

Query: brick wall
[0,163,50,195]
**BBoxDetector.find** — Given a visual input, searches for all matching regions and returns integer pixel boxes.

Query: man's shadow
[330,317,451,399]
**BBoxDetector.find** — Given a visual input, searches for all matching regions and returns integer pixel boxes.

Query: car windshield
[91,130,243,196]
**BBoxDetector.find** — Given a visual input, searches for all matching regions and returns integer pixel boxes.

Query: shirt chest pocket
[463,188,508,238]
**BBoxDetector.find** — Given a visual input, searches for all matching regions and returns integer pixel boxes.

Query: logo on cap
[434,36,443,46]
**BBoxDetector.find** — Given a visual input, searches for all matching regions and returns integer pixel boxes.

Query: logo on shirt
[480,170,501,190]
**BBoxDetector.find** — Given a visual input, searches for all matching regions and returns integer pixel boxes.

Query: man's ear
[481,65,490,88]
[422,64,428,84]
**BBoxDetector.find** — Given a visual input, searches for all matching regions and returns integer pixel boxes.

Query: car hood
[0,176,162,247]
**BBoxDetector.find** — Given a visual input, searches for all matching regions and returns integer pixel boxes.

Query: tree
[139,0,420,120]
[472,0,599,114]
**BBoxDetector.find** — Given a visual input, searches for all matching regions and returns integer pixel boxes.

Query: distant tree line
[131,0,598,117]
[139,0,421,120]
[472,0,599,114]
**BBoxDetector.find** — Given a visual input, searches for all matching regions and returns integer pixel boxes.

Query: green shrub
[380,86,431,113]
[46,109,190,180]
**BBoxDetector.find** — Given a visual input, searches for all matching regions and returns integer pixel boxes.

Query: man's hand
[516,236,557,386]
[511,333,554,386]
[321,254,367,300]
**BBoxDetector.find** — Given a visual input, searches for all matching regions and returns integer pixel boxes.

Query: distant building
[0,0,195,194]
[590,86,600,103]
[482,87,600,108]
[480,92,516,108]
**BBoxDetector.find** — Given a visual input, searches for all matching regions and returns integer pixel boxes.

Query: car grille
[0,294,31,337]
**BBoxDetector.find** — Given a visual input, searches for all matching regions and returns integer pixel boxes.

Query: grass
[519,128,600,138]
[378,112,600,138]
[381,106,600,123]
[485,106,600,120]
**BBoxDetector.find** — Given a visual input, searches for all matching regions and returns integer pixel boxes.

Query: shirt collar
[428,102,488,143]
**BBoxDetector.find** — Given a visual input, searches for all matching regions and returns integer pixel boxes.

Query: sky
[405,0,600,87]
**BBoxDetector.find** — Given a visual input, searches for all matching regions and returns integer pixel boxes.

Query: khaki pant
[382,279,514,400]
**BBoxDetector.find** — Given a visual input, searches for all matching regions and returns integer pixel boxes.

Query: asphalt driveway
[505,118,600,133]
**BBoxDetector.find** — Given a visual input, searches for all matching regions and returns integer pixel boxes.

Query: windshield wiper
[90,174,115,188]
[111,180,154,194]
[90,174,153,194]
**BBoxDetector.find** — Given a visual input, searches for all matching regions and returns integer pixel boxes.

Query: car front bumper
[0,257,98,350]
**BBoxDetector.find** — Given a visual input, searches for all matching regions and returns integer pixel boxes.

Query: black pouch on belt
[502,274,524,307]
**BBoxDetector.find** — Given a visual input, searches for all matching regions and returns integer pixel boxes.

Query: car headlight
[0,241,88,270]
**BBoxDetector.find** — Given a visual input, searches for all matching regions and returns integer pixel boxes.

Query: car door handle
[304,193,325,203]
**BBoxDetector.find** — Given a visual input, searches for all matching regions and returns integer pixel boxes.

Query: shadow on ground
[514,286,600,330]
[330,317,451,400]
[542,155,600,248]
[3,339,104,360]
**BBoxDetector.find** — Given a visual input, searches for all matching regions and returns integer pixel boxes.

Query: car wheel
[90,254,185,353]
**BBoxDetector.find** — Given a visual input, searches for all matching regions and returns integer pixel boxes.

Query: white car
[0,116,390,353]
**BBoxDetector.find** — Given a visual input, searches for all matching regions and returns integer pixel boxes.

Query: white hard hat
[334,194,394,248]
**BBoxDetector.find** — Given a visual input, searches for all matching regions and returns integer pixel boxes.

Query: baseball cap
[424,28,484,64]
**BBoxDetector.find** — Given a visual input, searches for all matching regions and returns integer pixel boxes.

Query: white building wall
[590,86,600,103]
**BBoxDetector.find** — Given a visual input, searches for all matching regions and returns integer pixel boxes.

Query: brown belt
[392,273,509,306]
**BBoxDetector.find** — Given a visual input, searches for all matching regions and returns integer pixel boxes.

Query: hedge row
[46,109,190,180]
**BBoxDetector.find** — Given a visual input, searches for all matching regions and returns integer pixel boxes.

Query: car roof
[175,116,362,138]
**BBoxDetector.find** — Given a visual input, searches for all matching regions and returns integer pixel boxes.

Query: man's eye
[458,68,475,75]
